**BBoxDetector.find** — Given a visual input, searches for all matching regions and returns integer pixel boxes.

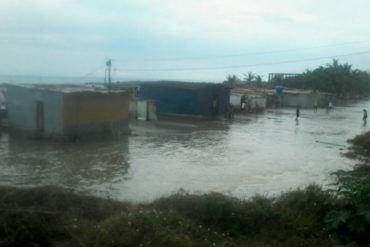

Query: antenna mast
[106,59,112,92]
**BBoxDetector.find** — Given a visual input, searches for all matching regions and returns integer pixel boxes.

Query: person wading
[227,104,234,120]
[313,101,318,112]
[363,109,367,125]
[212,96,219,118]
[296,105,300,120]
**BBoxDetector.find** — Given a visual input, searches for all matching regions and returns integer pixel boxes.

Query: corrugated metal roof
[283,89,313,94]
[138,81,228,90]
[231,88,274,96]
[5,83,127,94]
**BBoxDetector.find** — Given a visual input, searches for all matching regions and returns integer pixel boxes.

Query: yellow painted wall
[63,92,129,126]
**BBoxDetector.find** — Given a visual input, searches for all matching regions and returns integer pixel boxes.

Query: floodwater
[1,101,369,203]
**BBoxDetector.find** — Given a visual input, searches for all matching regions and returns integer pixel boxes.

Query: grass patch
[0,185,339,247]
[345,131,370,160]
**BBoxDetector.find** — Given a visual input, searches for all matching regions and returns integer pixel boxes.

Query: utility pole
[106,59,112,92]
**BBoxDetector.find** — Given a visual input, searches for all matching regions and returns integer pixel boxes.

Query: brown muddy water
[1,101,369,202]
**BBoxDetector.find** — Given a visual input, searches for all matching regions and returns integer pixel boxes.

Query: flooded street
[1,101,369,203]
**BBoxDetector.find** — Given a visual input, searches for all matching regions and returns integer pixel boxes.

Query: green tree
[243,72,257,82]
[242,72,264,88]
[223,74,241,88]
[272,60,370,99]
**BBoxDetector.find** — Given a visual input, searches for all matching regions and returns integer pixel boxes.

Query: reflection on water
[0,134,130,197]
[1,101,370,202]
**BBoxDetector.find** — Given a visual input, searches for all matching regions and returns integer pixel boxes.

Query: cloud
[0,0,370,80]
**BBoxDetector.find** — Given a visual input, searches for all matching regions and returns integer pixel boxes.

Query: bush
[345,131,370,160]
[325,165,370,244]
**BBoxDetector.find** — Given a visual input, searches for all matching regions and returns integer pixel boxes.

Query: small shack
[6,84,130,138]
[230,88,268,112]
[138,81,230,117]
[281,89,333,108]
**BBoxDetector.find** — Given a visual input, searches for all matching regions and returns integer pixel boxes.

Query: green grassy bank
[0,185,336,247]
[1,133,370,247]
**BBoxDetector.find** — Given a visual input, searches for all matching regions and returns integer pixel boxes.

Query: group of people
[221,98,368,124]
[313,101,333,113]
[295,102,368,126]
[296,101,333,120]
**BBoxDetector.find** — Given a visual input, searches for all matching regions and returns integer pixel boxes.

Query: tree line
[223,72,264,88]
[224,59,370,99]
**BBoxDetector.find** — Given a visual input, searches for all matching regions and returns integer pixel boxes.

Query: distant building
[138,81,230,117]
[6,84,130,138]
[230,88,268,112]
[280,89,333,108]
[268,73,301,82]
[230,87,333,110]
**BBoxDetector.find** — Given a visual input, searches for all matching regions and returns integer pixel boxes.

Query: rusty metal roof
[5,83,127,94]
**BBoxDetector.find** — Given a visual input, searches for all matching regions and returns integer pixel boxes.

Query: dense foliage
[326,165,370,244]
[0,185,335,247]
[325,132,370,244]
[272,60,370,99]
[224,60,370,100]
[223,72,264,88]
[346,131,370,161]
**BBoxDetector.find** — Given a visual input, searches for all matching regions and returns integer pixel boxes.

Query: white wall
[283,93,320,108]
[250,97,267,109]
[230,93,267,111]
[230,93,242,108]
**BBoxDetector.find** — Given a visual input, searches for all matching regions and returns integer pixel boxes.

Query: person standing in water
[227,104,234,120]
[363,109,367,125]
[211,97,219,118]
[313,101,318,112]
[328,101,333,112]
[296,105,300,120]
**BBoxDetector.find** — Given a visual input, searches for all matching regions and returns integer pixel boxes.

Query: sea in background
[0,74,219,85]
[0,74,108,85]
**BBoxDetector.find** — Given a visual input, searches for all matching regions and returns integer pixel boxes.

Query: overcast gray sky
[1,0,370,82]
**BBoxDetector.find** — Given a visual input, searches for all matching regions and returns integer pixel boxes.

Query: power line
[80,65,105,79]
[121,50,370,72]
[117,39,370,62]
